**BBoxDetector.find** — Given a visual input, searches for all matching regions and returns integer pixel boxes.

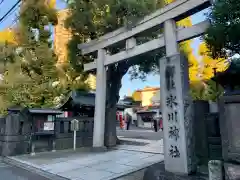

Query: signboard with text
[44,122,54,131]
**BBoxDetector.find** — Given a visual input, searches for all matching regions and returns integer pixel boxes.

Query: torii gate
[78,0,212,175]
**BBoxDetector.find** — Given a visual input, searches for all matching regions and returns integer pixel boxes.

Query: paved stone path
[6,148,164,180]
[117,137,164,154]
[117,125,163,141]
[0,160,49,180]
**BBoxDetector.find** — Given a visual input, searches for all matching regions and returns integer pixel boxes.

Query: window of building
[47,115,54,122]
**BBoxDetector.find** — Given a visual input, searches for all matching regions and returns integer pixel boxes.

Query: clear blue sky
[0,0,209,98]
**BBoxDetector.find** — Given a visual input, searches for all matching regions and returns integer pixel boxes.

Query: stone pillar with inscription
[159,19,196,174]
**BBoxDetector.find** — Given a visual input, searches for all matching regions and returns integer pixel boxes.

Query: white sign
[44,122,54,131]
[71,119,79,131]
[70,119,79,151]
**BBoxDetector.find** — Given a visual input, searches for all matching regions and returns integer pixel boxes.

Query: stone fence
[54,117,94,150]
[0,114,94,156]
[193,100,222,167]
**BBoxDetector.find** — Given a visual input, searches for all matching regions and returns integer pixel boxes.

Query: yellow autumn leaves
[45,0,56,9]
[164,0,228,81]
[189,42,229,82]
[199,43,228,79]
[0,29,16,44]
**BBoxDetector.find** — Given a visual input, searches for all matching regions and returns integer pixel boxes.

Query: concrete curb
[90,146,108,152]
[111,167,146,180]
[113,147,164,155]
[3,157,68,180]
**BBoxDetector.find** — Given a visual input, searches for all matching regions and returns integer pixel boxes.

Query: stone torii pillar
[93,49,107,148]
[160,19,196,174]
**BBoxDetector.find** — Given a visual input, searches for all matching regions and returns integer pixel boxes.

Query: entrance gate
[78,0,212,175]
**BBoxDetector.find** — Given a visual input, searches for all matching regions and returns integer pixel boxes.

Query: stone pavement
[0,160,49,180]
[5,148,164,180]
[117,125,163,141]
[117,137,164,154]
[117,127,154,133]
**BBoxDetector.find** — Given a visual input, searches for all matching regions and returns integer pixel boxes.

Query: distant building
[132,87,160,107]
[151,90,160,106]
[58,91,138,118]
[132,91,142,102]
[118,96,141,107]
[57,90,95,117]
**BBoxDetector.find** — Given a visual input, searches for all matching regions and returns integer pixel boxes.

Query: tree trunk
[104,63,129,147]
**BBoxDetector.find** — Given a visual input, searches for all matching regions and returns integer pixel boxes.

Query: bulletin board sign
[43,122,54,131]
